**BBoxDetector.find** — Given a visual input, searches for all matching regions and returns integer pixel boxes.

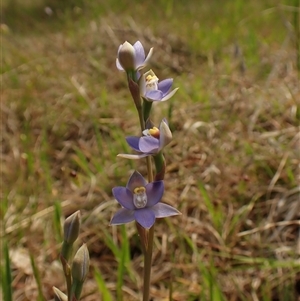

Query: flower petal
[151,203,181,218]
[158,78,173,95]
[110,208,135,225]
[126,136,141,152]
[139,74,146,96]
[133,41,145,68]
[159,119,172,150]
[145,90,163,101]
[127,171,147,192]
[141,47,154,68]
[134,208,156,229]
[139,136,159,153]
[161,88,179,102]
[116,58,124,71]
[117,153,149,159]
[145,181,164,207]
[112,187,134,210]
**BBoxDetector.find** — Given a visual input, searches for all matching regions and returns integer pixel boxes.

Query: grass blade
[2,240,12,301]
[53,201,63,242]
[198,181,223,232]
[116,225,129,301]
[29,252,46,301]
[94,268,113,301]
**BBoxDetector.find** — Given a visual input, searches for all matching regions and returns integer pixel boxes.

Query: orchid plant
[51,40,179,301]
[112,40,181,300]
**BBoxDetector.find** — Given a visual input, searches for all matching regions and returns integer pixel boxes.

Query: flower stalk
[113,40,180,301]
[136,223,155,301]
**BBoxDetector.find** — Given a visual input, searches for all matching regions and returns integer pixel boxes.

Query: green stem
[142,100,153,122]
[153,152,166,181]
[135,98,154,184]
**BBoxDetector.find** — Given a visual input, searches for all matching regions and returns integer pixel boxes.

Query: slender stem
[60,255,72,301]
[136,100,154,184]
[142,226,154,301]
[146,157,153,182]
[137,106,145,131]
[129,75,155,301]
[137,97,154,300]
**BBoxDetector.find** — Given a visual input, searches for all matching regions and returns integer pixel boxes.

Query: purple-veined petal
[158,119,172,150]
[139,136,159,153]
[133,41,145,68]
[112,187,134,210]
[145,90,163,101]
[151,203,181,218]
[134,208,156,229]
[158,78,173,95]
[126,136,141,152]
[126,171,147,192]
[145,181,164,207]
[117,153,149,160]
[110,208,135,225]
[161,88,179,102]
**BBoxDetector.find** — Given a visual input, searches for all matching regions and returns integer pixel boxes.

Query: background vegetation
[1,0,300,300]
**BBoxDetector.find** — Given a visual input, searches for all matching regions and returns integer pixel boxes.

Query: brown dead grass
[1,3,300,301]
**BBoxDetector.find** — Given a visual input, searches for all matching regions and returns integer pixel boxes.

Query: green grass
[2,0,299,300]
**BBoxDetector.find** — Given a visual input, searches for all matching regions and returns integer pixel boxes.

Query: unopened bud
[72,244,90,283]
[53,287,67,301]
[71,244,90,300]
[63,210,81,245]
[117,41,135,71]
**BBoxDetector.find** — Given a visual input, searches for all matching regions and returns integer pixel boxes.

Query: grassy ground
[1,0,300,300]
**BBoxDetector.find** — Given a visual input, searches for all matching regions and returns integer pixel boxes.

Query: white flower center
[142,127,160,139]
[133,187,147,208]
[145,74,159,91]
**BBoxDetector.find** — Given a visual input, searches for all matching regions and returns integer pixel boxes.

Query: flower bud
[117,41,135,71]
[71,244,90,300]
[63,210,81,245]
[53,287,67,301]
[72,244,90,283]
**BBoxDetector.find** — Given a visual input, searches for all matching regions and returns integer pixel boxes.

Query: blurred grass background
[1,0,300,300]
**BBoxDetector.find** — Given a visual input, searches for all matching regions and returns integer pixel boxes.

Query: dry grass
[1,1,300,300]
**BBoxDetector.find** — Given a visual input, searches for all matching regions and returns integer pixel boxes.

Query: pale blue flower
[140,70,178,102]
[118,119,172,160]
[111,171,180,229]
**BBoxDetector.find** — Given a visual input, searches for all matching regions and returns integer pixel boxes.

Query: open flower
[140,70,178,102]
[110,171,180,229]
[118,119,172,160]
[116,41,153,72]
